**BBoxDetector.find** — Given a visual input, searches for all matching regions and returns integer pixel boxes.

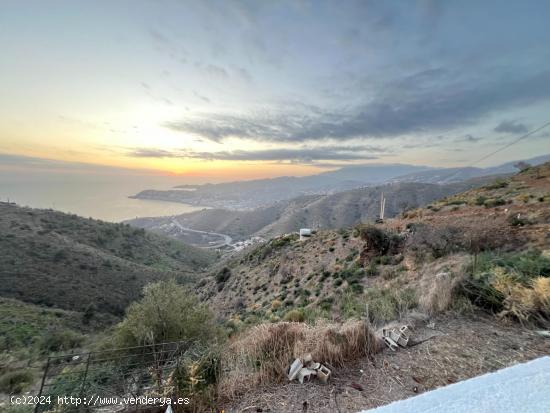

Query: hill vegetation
[2,163,549,412]
[198,163,550,327]
[0,203,215,317]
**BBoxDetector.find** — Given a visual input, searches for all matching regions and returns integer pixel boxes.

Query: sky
[1,0,550,181]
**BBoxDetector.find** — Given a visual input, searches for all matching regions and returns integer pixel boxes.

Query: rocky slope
[199,163,550,324]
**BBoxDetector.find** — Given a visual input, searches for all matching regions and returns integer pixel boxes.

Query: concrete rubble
[382,325,410,351]
[288,354,332,384]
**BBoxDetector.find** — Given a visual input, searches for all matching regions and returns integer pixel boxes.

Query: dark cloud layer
[494,120,529,134]
[128,145,387,162]
[164,70,550,143]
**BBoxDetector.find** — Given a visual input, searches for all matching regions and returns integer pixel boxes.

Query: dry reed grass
[418,255,468,314]
[493,268,550,325]
[218,320,380,400]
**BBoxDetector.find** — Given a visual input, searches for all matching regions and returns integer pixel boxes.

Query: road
[170,218,233,248]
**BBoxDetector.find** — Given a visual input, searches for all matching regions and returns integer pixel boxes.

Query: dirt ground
[224,312,550,413]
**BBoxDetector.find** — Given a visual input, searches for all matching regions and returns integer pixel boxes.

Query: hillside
[0,203,215,316]
[128,177,499,245]
[198,163,550,321]
[195,163,550,412]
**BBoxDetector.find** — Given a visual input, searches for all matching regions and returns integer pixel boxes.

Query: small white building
[299,228,312,241]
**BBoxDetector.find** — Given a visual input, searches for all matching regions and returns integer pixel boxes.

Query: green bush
[356,225,402,256]
[283,309,305,322]
[483,198,506,208]
[507,214,531,227]
[475,195,487,206]
[338,287,417,323]
[0,369,34,394]
[365,287,417,325]
[461,250,550,314]
[407,224,462,259]
[484,180,509,190]
[116,280,221,348]
[40,329,84,353]
[173,349,221,411]
[215,267,231,283]
[319,297,334,312]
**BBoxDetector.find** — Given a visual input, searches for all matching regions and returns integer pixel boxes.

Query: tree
[116,279,219,348]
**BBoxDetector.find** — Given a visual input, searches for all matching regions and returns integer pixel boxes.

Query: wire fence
[34,340,194,413]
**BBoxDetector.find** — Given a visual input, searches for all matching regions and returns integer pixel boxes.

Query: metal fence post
[34,356,50,413]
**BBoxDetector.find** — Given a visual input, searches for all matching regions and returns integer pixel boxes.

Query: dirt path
[224,313,550,413]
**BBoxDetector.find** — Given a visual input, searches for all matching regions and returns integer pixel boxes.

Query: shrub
[407,224,462,259]
[215,267,232,284]
[52,249,67,262]
[507,213,530,227]
[365,287,417,325]
[319,297,334,312]
[461,251,550,325]
[484,180,509,190]
[348,283,364,294]
[0,369,34,394]
[474,195,487,205]
[283,309,305,322]
[356,225,402,256]
[365,261,379,276]
[419,272,462,314]
[446,199,467,206]
[218,320,378,399]
[116,280,220,348]
[40,329,84,353]
[483,198,506,208]
[172,349,221,411]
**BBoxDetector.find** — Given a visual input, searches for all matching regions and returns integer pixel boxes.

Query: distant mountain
[131,164,431,210]
[391,154,550,184]
[128,176,497,243]
[0,203,215,316]
[131,155,550,210]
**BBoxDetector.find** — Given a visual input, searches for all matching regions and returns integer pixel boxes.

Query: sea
[0,175,202,222]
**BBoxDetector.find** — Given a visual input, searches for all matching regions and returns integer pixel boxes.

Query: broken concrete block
[397,326,410,347]
[383,336,398,351]
[384,326,410,349]
[297,367,317,384]
[288,358,303,381]
[317,365,331,384]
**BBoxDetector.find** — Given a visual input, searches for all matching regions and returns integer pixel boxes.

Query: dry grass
[532,277,550,313]
[492,268,550,325]
[419,272,457,314]
[218,320,380,400]
[418,255,468,314]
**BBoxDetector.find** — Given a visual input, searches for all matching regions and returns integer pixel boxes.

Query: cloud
[203,64,229,79]
[457,134,482,143]
[127,145,387,163]
[164,69,550,143]
[193,90,211,103]
[494,120,528,134]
